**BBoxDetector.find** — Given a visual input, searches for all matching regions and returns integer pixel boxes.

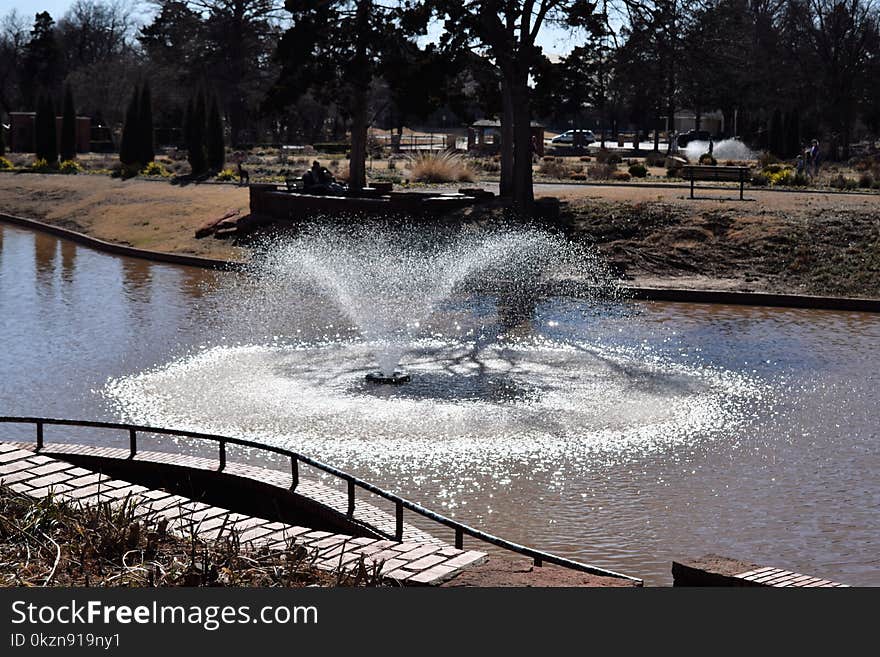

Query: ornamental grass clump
[409,151,475,183]
[0,483,387,587]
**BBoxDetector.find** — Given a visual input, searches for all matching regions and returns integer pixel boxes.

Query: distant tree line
[1,0,879,206]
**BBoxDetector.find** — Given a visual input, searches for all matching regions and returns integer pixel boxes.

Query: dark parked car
[677,130,711,148]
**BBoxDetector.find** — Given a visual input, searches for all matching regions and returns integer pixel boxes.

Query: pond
[1,222,877,586]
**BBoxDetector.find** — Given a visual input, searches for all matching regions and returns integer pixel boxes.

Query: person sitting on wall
[302,160,347,195]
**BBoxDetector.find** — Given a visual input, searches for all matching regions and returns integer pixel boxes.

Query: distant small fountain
[683,138,755,162]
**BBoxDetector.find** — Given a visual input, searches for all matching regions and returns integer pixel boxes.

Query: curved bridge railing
[0,416,641,583]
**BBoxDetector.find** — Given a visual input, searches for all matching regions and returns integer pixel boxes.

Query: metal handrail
[0,416,642,583]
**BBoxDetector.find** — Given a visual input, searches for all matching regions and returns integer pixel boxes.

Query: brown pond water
[1,222,877,586]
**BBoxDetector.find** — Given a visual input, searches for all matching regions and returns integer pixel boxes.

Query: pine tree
[139,81,154,165]
[119,85,140,166]
[769,109,784,158]
[206,95,225,172]
[0,112,6,157]
[182,96,194,155]
[60,85,76,161]
[35,94,58,164]
[187,91,207,175]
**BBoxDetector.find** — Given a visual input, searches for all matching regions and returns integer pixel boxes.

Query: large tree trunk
[347,0,370,193]
[499,79,514,198]
[349,87,368,192]
[509,69,534,212]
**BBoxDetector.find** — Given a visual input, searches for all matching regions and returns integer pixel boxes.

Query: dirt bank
[0,173,247,261]
[566,193,880,297]
[2,173,878,298]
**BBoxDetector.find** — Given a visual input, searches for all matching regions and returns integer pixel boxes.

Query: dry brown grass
[0,484,386,587]
[0,173,247,260]
[408,151,476,183]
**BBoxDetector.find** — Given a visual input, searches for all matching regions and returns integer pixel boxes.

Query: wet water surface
[1,223,877,585]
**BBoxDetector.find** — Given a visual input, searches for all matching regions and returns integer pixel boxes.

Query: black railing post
[534,556,543,567]
[218,440,226,471]
[36,421,43,450]
[129,428,137,459]
[347,480,355,516]
[395,502,403,541]
[290,456,299,491]
[455,527,463,550]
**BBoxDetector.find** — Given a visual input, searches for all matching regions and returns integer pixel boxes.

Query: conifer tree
[139,81,154,165]
[186,91,207,175]
[35,94,58,164]
[60,85,76,161]
[206,95,225,172]
[119,85,140,166]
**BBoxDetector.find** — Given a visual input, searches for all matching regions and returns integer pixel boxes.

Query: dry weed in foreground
[0,484,388,587]
[408,151,476,183]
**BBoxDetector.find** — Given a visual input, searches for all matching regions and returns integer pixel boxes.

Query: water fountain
[683,138,755,162]
[106,221,758,456]
[219,223,619,386]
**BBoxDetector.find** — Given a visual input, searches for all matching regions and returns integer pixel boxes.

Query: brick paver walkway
[735,567,850,587]
[0,441,487,585]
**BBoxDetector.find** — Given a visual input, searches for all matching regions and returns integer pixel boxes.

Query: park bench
[681,164,751,200]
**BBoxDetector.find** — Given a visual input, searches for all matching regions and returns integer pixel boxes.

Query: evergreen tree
[182,97,194,156]
[35,94,58,164]
[119,86,140,166]
[206,95,225,172]
[139,81,155,165]
[60,85,77,161]
[0,113,5,157]
[186,91,207,175]
[769,108,784,158]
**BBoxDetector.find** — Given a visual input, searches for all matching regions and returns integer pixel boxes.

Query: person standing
[810,139,820,178]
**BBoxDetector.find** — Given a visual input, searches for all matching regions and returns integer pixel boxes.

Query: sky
[0,0,586,58]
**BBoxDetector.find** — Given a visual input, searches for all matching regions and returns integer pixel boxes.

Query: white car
[550,130,595,145]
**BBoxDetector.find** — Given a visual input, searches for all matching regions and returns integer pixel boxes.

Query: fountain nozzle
[365,370,411,384]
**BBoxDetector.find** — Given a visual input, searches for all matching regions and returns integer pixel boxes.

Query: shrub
[579,156,592,162]
[59,159,82,174]
[587,163,616,180]
[0,156,12,170]
[858,173,874,188]
[768,169,794,186]
[757,151,779,168]
[699,152,717,165]
[569,172,587,181]
[595,149,621,165]
[215,168,236,181]
[751,172,769,186]
[829,174,857,190]
[628,163,648,178]
[792,173,808,187]
[666,166,680,178]
[142,161,170,177]
[31,158,55,173]
[313,142,349,154]
[611,170,632,181]
[409,151,476,183]
[645,152,666,167]
[538,157,572,178]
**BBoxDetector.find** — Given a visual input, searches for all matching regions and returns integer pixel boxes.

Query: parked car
[676,129,711,148]
[551,129,596,145]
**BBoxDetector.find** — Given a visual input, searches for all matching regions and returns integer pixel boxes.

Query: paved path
[0,441,487,585]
